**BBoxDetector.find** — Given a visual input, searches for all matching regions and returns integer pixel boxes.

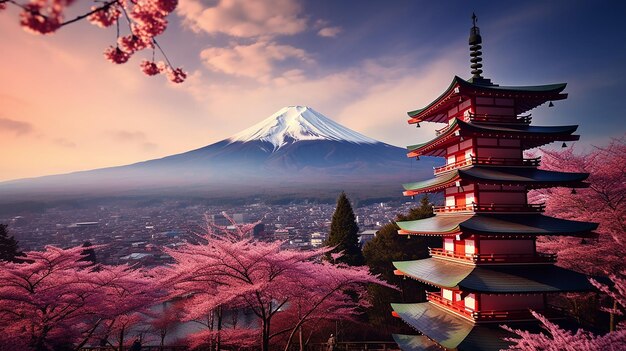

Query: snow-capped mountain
[0,106,440,200]
[228,106,378,150]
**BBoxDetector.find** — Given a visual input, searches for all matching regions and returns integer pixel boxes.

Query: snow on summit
[228,106,378,150]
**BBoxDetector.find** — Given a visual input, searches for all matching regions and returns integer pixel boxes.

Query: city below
[2,199,418,266]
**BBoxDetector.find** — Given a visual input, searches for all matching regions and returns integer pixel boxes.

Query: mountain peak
[228,106,378,150]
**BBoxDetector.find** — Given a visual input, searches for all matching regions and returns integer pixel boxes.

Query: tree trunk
[610,298,617,332]
[299,326,304,351]
[118,326,125,351]
[217,305,223,351]
[262,318,270,351]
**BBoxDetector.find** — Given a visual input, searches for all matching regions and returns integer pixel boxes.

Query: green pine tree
[0,223,25,263]
[362,195,441,332]
[325,192,364,266]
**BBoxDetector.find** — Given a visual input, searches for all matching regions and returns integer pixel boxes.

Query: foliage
[0,0,185,82]
[362,195,440,334]
[0,223,25,263]
[0,245,161,351]
[164,215,391,351]
[506,137,626,349]
[325,192,364,266]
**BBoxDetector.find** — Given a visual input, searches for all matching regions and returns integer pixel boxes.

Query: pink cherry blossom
[103,45,130,64]
[154,0,177,14]
[118,34,150,54]
[166,66,187,83]
[140,59,165,76]
[87,4,120,28]
[19,3,62,35]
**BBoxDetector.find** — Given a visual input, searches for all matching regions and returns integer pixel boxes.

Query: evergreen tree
[362,195,441,333]
[0,223,25,263]
[325,192,364,266]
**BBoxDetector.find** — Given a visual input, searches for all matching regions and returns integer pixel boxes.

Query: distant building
[358,229,377,248]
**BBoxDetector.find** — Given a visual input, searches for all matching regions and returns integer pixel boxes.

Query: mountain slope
[0,106,441,200]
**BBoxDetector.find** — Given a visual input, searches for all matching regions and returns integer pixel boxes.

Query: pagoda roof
[407,76,567,124]
[402,167,589,195]
[392,334,440,351]
[393,258,595,293]
[391,303,514,350]
[396,213,598,237]
[407,119,580,157]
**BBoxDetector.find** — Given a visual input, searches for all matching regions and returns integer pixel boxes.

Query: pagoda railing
[433,156,540,175]
[467,112,532,125]
[471,156,541,167]
[429,248,557,264]
[432,204,473,213]
[472,203,546,213]
[432,203,545,214]
[426,292,562,322]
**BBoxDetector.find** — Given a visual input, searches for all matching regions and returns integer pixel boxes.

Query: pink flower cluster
[13,0,184,82]
[139,59,165,76]
[103,46,130,64]
[166,67,187,84]
[19,0,73,34]
[87,4,120,28]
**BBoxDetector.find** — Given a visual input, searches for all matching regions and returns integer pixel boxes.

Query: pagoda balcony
[429,248,557,264]
[467,112,532,125]
[426,292,562,322]
[432,203,545,214]
[432,204,474,213]
[433,156,541,175]
[472,203,546,213]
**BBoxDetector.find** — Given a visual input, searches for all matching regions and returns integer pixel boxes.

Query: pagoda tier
[390,303,577,351]
[407,119,580,157]
[402,166,589,196]
[396,213,598,238]
[392,259,594,293]
[407,76,567,124]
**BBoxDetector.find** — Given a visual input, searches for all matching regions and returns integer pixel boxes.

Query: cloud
[177,0,307,38]
[200,40,313,82]
[317,26,341,38]
[0,117,33,136]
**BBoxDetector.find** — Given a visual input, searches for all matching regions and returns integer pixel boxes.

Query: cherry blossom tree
[0,0,186,82]
[505,137,626,349]
[163,216,390,351]
[0,245,161,351]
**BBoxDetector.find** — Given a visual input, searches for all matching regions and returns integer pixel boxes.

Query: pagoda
[391,15,599,351]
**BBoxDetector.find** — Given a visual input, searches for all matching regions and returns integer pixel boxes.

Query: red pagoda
[391,15,599,351]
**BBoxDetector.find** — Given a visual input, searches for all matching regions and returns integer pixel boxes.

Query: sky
[0,0,625,181]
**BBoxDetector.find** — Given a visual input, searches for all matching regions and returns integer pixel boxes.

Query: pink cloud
[0,117,33,136]
[200,40,313,82]
[177,0,307,38]
[318,26,341,38]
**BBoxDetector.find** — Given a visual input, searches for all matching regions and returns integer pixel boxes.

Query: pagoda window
[447,155,456,165]
[499,139,521,147]
[479,239,535,255]
[465,239,476,255]
[444,238,454,252]
[475,97,494,105]
[442,288,454,301]
[481,294,544,311]
[445,196,455,207]
[465,192,475,205]
[464,293,477,310]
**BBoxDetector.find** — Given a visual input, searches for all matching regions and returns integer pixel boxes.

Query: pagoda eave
[407,76,568,123]
[393,258,596,293]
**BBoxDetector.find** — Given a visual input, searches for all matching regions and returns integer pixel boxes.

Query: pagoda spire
[468,13,493,85]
